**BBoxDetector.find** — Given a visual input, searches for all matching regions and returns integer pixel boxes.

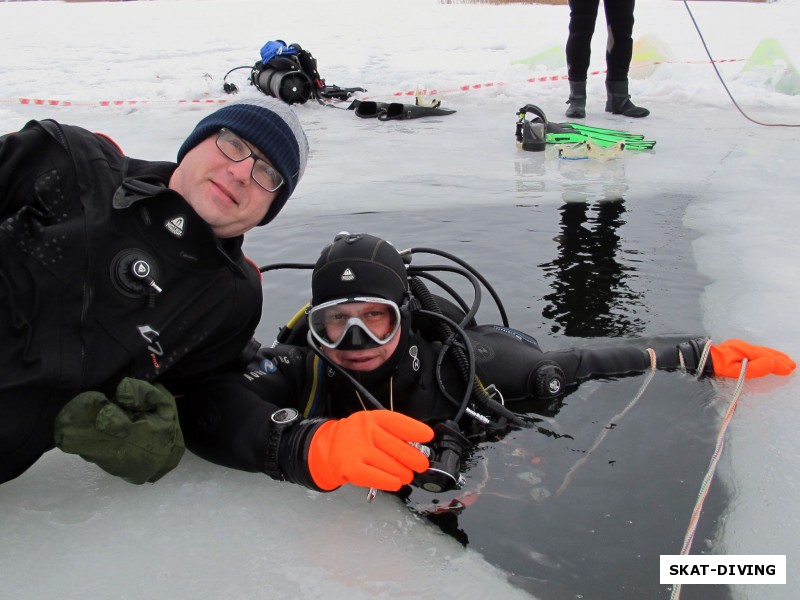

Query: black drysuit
[177,317,711,489]
[0,119,262,483]
[567,0,637,82]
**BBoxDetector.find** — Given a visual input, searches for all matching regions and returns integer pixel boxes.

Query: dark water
[244,194,732,600]
[247,194,706,344]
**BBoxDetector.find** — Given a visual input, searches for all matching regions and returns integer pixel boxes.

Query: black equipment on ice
[222,41,366,105]
[251,56,314,105]
[515,104,548,152]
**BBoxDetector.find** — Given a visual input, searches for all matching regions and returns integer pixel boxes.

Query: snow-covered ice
[1,1,799,598]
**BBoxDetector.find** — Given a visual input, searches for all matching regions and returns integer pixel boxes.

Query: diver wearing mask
[175,232,795,494]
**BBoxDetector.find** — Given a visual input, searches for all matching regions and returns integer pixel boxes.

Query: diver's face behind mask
[309,297,401,351]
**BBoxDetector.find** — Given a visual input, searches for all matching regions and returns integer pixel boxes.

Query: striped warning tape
[396,59,745,99]
[1,97,231,108]
[2,58,745,108]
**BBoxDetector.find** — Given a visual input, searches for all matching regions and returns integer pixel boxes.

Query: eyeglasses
[215,128,284,193]
[308,297,402,350]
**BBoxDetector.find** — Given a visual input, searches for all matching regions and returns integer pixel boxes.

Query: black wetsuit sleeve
[161,265,263,393]
[468,326,711,402]
[177,371,277,472]
[175,345,322,483]
[548,335,712,384]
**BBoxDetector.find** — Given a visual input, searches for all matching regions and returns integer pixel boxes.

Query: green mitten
[54,377,185,484]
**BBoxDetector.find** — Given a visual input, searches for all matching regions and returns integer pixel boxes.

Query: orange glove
[308,411,434,492]
[710,339,797,379]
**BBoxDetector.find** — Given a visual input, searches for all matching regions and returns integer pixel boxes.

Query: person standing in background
[565,0,650,119]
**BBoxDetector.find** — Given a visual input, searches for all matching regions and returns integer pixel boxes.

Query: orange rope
[669,351,748,600]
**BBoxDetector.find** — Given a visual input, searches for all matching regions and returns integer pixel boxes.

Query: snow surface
[1,1,799,598]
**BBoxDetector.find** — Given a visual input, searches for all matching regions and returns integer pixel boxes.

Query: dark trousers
[566,0,635,82]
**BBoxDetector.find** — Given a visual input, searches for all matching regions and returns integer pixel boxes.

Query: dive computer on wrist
[264,407,301,480]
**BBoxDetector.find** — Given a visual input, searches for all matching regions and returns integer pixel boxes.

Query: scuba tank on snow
[251,57,313,105]
[222,40,366,105]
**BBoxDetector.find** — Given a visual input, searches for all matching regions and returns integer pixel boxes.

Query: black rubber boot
[565,80,587,119]
[605,80,650,118]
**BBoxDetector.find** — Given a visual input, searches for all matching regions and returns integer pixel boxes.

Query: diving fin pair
[516,104,656,151]
[348,99,456,121]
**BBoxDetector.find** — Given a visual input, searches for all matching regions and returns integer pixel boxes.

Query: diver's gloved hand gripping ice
[308,411,434,491]
[711,339,796,379]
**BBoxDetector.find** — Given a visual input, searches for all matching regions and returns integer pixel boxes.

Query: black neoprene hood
[311,233,408,306]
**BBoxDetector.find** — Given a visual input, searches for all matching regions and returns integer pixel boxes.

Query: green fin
[547,131,655,150]
[553,122,645,139]
[546,121,655,149]
[546,131,587,145]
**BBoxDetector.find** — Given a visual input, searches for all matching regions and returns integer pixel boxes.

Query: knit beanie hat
[312,233,409,306]
[177,97,309,226]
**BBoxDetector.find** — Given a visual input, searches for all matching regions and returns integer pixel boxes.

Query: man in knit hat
[0,97,308,485]
[173,97,308,237]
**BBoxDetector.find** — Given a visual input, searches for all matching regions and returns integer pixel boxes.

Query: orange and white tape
[2,58,744,108]
[3,97,230,107]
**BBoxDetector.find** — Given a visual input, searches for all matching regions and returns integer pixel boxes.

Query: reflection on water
[513,146,629,203]
[555,146,629,203]
[539,200,646,338]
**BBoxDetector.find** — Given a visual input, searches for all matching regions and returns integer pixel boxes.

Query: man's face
[322,332,402,371]
[319,301,402,371]
[169,134,278,238]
